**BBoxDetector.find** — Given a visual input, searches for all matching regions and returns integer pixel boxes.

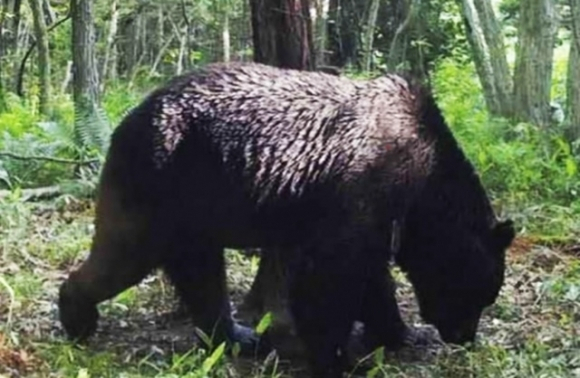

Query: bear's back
[129,64,424,196]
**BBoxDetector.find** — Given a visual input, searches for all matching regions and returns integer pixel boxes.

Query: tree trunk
[100,0,118,91]
[0,1,7,109]
[4,0,23,91]
[42,0,54,24]
[176,25,187,75]
[461,0,513,118]
[29,0,51,116]
[223,11,231,63]
[326,0,365,68]
[314,0,328,65]
[3,0,22,54]
[512,0,559,127]
[239,0,317,339]
[566,0,580,139]
[361,0,380,72]
[250,0,315,70]
[387,0,421,72]
[61,60,73,94]
[71,0,102,151]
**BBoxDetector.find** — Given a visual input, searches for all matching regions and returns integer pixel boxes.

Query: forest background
[0,0,579,377]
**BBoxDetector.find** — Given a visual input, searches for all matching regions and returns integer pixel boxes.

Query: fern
[73,101,112,156]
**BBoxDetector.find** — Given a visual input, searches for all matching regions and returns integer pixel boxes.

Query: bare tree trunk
[223,12,231,63]
[326,0,364,68]
[0,1,7,108]
[566,0,580,139]
[180,0,192,70]
[513,0,559,127]
[361,0,380,72]
[176,25,187,75]
[314,0,328,65]
[155,5,164,72]
[3,0,22,53]
[100,0,118,91]
[250,0,315,70]
[387,0,420,72]
[149,34,175,78]
[461,0,512,118]
[239,0,317,339]
[5,0,23,91]
[42,0,54,24]
[28,0,51,116]
[71,0,102,152]
[61,60,72,94]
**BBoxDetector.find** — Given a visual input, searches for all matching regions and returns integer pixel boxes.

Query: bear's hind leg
[161,236,263,355]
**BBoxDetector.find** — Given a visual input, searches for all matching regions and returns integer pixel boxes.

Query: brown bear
[58,63,514,378]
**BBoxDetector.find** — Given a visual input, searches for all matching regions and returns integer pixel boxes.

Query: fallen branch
[562,244,580,256]
[0,185,63,201]
[0,151,100,165]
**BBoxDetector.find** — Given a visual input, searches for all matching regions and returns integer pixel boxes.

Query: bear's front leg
[288,243,366,378]
[58,184,160,342]
[359,267,439,351]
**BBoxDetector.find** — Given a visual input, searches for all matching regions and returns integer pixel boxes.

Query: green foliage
[73,105,111,155]
[433,59,580,239]
[0,93,41,137]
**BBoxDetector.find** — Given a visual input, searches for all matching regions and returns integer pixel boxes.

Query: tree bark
[42,0,54,24]
[361,0,380,72]
[223,11,231,63]
[250,0,315,70]
[314,0,328,65]
[71,0,102,151]
[29,0,51,116]
[326,0,365,68]
[0,1,7,109]
[176,25,187,75]
[387,0,420,72]
[512,0,559,127]
[100,0,118,91]
[240,0,317,339]
[566,0,580,139]
[3,0,23,91]
[461,0,513,118]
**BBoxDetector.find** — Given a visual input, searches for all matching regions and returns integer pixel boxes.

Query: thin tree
[512,0,559,126]
[71,0,104,155]
[29,0,51,116]
[566,0,580,139]
[387,0,421,72]
[361,0,380,71]
[460,0,512,118]
[327,0,365,68]
[100,0,118,91]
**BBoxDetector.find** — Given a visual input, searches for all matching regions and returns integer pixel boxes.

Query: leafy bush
[0,93,41,138]
[432,59,580,239]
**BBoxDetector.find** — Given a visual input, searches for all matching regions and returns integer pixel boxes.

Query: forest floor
[0,198,579,378]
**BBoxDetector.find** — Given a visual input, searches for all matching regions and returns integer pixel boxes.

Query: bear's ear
[492,219,516,251]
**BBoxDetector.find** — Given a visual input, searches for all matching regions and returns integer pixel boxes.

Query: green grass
[1,193,579,377]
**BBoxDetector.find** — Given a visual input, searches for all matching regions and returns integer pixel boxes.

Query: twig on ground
[0,275,15,330]
[0,152,100,165]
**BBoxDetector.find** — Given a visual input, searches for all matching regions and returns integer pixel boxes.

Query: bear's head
[397,217,515,345]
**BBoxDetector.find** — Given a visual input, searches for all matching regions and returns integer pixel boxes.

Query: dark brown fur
[58,63,514,378]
